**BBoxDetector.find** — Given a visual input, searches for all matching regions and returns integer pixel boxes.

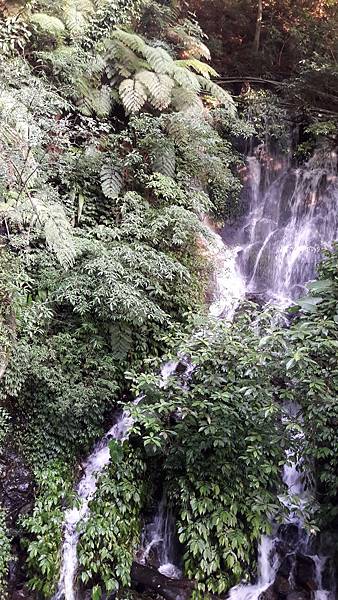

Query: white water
[54,147,337,599]
[207,226,245,320]
[53,365,177,600]
[227,151,338,600]
[138,221,246,577]
[235,150,337,304]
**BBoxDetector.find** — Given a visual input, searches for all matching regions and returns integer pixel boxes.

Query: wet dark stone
[285,593,310,600]
[276,554,293,581]
[0,448,34,526]
[11,588,34,600]
[294,553,316,591]
[259,584,278,599]
[0,448,34,597]
[278,524,300,549]
[273,573,291,597]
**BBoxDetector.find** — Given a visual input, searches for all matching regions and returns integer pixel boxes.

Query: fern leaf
[197,76,236,114]
[171,87,203,113]
[119,78,147,114]
[63,0,94,35]
[152,146,176,178]
[91,85,113,117]
[111,29,147,55]
[101,164,123,199]
[29,13,66,37]
[172,65,201,92]
[135,71,173,110]
[143,46,173,74]
[175,59,218,79]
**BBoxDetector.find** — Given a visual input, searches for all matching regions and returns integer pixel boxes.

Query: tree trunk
[253,0,263,53]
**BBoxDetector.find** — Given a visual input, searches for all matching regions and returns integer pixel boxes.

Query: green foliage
[0,506,11,599]
[22,462,74,597]
[0,408,10,449]
[78,442,147,597]
[104,28,235,115]
[285,247,338,526]
[129,308,292,593]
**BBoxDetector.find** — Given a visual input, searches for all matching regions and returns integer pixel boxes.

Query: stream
[53,146,337,600]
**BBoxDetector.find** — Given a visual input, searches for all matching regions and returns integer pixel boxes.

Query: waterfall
[234,150,337,304]
[139,496,181,579]
[53,146,337,599]
[52,412,134,600]
[226,149,338,600]
[53,364,177,600]
[137,221,246,577]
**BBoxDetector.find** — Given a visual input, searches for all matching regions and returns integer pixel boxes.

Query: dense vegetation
[0,1,337,599]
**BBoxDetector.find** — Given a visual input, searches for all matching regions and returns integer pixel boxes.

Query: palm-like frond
[119,78,147,114]
[100,164,123,198]
[175,59,218,79]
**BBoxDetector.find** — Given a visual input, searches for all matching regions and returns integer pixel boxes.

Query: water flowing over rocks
[225,148,338,600]
[51,145,337,600]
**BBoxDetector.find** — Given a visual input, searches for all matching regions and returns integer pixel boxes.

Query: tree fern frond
[111,29,147,55]
[105,39,147,75]
[170,26,211,60]
[91,85,113,117]
[119,78,147,114]
[175,59,218,79]
[100,164,123,199]
[0,195,76,267]
[171,65,201,92]
[143,45,173,74]
[63,0,94,35]
[29,13,66,38]
[197,76,236,114]
[135,71,173,110]
[171,87,203,113]
[152,146,176,178]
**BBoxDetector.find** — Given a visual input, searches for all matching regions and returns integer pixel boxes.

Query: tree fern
[171,65,201,92]
[135,71,173,110]
[152,146,176,178]
[119,78,147,113]
[171,87,202,114]
[29,13,66,40]
[100,164,123,199]
[197,76,236,114]
[175,59,218,79]
[111,28,147,54]
[0,194,76,267]
[143,45,173,74]
[63,0,94,35]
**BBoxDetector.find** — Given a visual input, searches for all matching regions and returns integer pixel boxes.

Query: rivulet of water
[52,363,177,600]
[226,148,338,600]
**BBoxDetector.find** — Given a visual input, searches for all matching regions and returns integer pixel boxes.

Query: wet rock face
[0,448,34,526]
[0,448,34,599]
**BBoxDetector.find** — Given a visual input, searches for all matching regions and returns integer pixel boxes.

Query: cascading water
[52,221,239,599]
[54,145,337,599]
[233,148,337,304]
[53,412,134,600]
[53,366,177,600]
[226,149,338,600]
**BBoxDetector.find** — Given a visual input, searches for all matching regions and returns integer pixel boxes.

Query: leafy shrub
[21,462,74,597]
[78,441,147,598]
